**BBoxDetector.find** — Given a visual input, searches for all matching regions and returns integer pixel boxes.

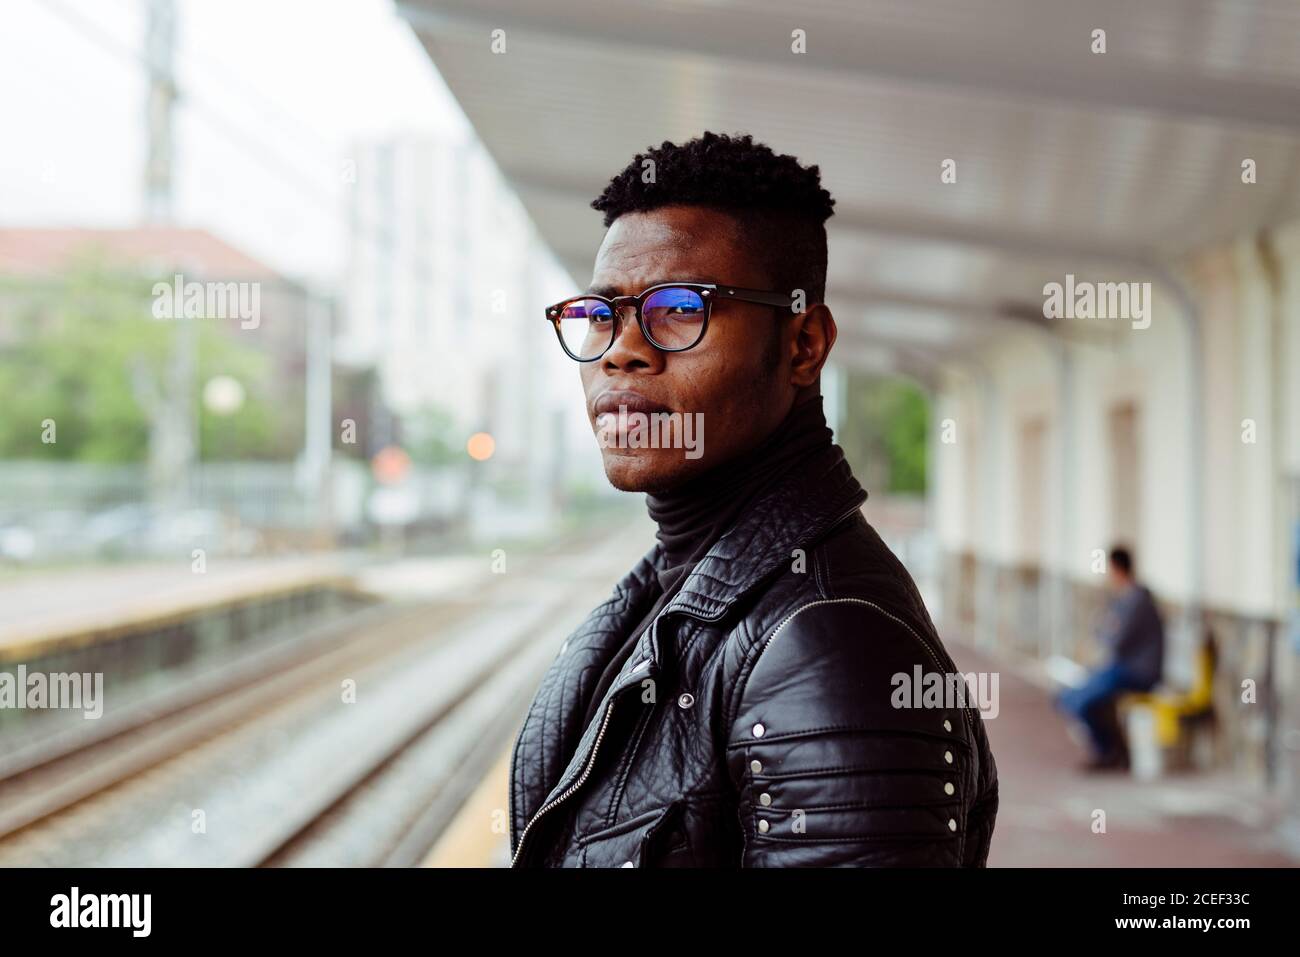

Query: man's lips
[591,391,673,439]
[591,391,672,417]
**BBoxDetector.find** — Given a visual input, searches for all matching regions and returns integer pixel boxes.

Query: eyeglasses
[544,282,797,362]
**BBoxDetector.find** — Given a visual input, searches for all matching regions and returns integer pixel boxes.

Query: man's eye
[649,302,701,317]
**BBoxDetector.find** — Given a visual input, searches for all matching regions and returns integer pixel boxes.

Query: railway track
[0,520,651,866]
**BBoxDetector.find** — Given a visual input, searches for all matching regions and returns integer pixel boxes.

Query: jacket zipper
[510,697,616,867]
[511,656,651,867]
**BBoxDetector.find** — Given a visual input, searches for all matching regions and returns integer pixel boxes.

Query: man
[509,131,998,867]
[1055,546,1165,770]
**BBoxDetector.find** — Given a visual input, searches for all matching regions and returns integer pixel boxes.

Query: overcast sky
[0,0,471,286]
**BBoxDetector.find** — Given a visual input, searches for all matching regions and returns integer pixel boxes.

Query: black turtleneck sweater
[578,393,836,731]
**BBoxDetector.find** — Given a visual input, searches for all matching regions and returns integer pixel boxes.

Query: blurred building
[341,134,609,535]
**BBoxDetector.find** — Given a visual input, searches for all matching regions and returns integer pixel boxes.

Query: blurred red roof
[0,227,281,279]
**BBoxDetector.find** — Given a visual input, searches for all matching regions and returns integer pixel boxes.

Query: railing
[0,459,473,560]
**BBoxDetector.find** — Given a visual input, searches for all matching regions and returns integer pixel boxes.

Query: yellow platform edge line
[421,742,514,868]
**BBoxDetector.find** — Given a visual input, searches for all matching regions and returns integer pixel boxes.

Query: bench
[1117,640,1217,778]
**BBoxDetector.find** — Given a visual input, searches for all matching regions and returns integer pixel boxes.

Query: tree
[838,375,929,494]
[0,260,286,464]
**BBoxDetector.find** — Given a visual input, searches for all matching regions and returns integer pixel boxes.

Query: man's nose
[602,303,662,369]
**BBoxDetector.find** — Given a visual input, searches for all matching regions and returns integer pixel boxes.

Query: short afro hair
[591,131,836,305]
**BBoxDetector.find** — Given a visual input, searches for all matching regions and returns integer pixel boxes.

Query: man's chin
[601,449,699,494]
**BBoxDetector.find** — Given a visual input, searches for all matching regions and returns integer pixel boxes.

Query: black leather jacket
[509,443,998,867]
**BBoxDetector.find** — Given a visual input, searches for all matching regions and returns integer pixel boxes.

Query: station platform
[0,555,361,663]
[966,643,1296,867]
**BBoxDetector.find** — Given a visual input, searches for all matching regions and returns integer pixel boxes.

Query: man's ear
[788,303,836,388]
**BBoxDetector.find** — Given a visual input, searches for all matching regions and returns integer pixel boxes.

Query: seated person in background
[1055,546,1165,770]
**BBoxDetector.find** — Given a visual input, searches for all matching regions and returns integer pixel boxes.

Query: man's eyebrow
[583,278,720,297]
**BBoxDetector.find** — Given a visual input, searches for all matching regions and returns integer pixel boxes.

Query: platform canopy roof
[399,0,1300,377]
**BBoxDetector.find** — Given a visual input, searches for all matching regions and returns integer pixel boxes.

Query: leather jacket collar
[658,441,868,622]
[615,441,867,679]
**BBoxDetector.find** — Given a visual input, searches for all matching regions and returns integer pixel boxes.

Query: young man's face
[580,205,801,494]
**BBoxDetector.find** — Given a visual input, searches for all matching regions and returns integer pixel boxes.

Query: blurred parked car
[5,505,264,563]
